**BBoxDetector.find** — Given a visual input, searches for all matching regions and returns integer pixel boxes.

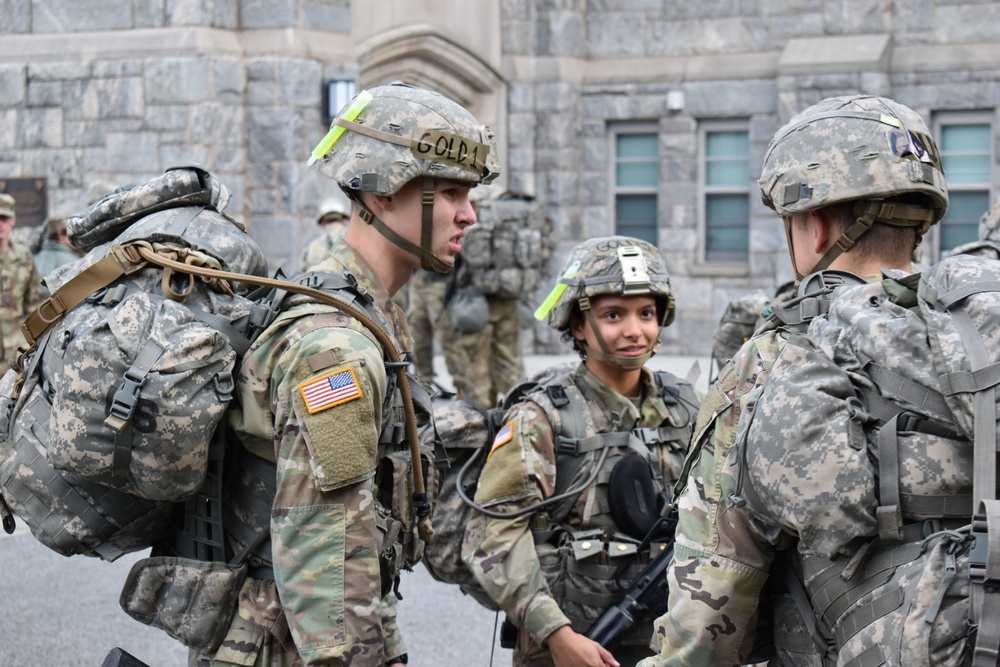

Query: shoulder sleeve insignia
[298,367,363,414]
[487,421,514,460]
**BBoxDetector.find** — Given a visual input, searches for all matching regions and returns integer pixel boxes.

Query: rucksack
[0,166,428,565]
[735,254,1000,666]
[422,362,694,613]
[460,193,553,299]
[421,363,575,610]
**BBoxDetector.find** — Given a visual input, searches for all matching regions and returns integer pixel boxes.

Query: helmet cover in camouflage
[545,236,674,331]
[979,198,1000,243]
[759,95,948,234]
[317,82,500,195]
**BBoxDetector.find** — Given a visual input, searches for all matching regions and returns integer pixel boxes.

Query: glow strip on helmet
[307,89,374,166]
[534,260,581,321]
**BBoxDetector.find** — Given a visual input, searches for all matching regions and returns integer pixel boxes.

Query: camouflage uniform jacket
[465,363,697,649]
[227,239,411,665]
[0,242,46,368]
[299,225,347,271]
[642,323,795,667]
[945,238,1000,261]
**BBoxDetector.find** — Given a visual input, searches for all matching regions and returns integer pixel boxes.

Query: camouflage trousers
[190,585,406,667]
[445,296,524,409]
[406,271,450,384]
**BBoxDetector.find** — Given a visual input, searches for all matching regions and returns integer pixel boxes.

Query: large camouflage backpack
[0,166,428,567]
[0,166,268,561]
[420,363,575,610]
[460,192,553,299]
[735,254,1000,666]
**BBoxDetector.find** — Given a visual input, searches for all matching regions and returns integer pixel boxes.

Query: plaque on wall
[0,177,48,228]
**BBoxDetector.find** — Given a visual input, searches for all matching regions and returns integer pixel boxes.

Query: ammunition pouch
[119,555,246,652]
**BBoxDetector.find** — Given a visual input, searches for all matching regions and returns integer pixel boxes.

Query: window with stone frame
[700,121,751,264]
[933,111,993,258]
[611,124,659,246]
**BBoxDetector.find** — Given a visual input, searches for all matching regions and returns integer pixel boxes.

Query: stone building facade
[1,0,999,356]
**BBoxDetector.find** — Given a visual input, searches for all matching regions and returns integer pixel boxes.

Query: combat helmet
[759,94,948,277]
[311,81,500,273]
[537,236,674,368]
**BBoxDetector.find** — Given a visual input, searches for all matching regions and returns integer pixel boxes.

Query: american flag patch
[299,368,362,414]
[488,421,514,460]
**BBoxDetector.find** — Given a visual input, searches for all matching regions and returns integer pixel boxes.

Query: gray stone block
[547,11,584,56]
[215,0,239,28]
[106,131,159,172]
[160,143,209,168]
[27,78,60,108]
[145,59,212,104]
[214,60,245,103]
[145,105,188,131]
[28,62,90,81]
[92,61,143,78]
[249,108,303,161]
[300,4,351,33]
[586,13,648,58]
[0,0,31,32]
[64,78,144,120]
[241,0,295,28]
[190,104,245,144]
[64,120,105,147]
[135,0,167,28]
[280,59,323,108]
[0,66,26,107]
[33,0,132,32]
[166,0,214,26]
[248,80,279,106]
[16,108,62,148]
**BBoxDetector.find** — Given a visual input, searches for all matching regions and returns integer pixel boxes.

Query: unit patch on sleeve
[299,367,363,414]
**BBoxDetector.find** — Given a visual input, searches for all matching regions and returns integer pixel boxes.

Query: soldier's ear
[810,209,834,255]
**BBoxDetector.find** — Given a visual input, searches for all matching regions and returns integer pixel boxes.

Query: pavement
[0,353,710,667]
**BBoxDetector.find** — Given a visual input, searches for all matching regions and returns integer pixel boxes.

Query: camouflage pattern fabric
[299,224,347,272]
[464,363,698,667]
[209,238,412,666]
[642,322,822,667]
[405,269,451,384]
[711,282,795,372]
[447,295,524,409]
[737,269,979,666]
[0,241,45,374]
[461,195,553,299]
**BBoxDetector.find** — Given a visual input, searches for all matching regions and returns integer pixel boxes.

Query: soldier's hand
[546,625,620,667]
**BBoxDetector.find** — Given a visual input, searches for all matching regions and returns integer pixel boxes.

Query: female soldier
[462,236,700,667]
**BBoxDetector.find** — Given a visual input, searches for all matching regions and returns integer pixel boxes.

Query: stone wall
[2,0,1000,357]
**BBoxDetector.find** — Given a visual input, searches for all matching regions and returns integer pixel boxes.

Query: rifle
[585,515,676,648]
[101,648,151,667]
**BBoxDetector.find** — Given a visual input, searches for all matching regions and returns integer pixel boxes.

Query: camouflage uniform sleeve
[462,403,572,646]
[641,353,776,667]
[24,256,47,306]
[262,320,392,665]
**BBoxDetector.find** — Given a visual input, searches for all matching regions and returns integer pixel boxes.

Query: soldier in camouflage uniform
[0,193,47,375]
[202,82,499,667]
[463,236,700,667]
[709,280,794,378]
[643,95,949,667]
[405,268,452,388]
[299,197,350,271]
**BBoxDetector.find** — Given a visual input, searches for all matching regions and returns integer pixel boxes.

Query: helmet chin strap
[353,176,452,274]
[579,299,657,369]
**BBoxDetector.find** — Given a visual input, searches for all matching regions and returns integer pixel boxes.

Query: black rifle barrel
[585,545,674,647]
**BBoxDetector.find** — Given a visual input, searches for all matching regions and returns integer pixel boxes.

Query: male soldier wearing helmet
[641,95,948,667]
[463,236,700,667]
[207,82,498,666]
[298,197,351,270]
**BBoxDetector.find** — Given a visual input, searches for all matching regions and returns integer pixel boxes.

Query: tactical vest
[520,368,697,646]
[734,259,1000,667]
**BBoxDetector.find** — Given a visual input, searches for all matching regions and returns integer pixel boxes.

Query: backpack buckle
[105,374,145,431]
[556,437,580,455]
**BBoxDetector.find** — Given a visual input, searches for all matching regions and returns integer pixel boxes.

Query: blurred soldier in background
[299,197,351,270]
[0,193,47,374]
[32,212,81,279]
